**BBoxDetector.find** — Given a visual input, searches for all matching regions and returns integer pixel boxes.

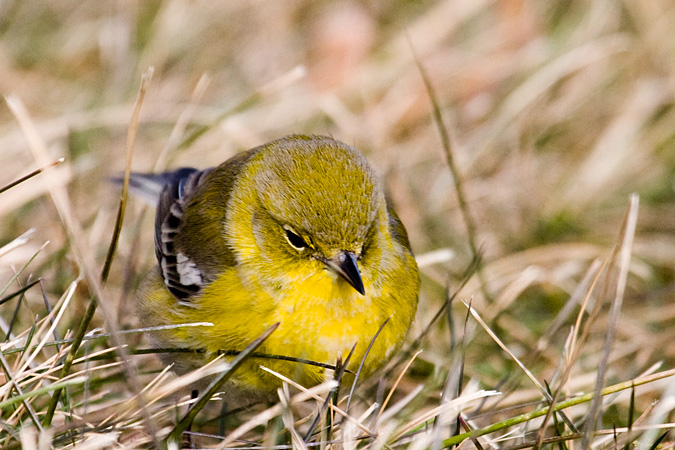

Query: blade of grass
[16,279,77,375]
[259,366,376,437]
[279,383,309,450]
[215,379,338,449]
[408,34,490,304]
[219,350,344,373]
[0,241,48,299]
[440,367,675,448]
[0,228,35,259]
[15,315,38,374]
[6,75,158,441]
[623,384,635,450]
[378,384,425,426]
[531,257,613,447]
[345,318,390,415]
[0,376,86,411]
[166,322,279,445]
[543,381,567,450]
[2,279,41,341]
[304,343,355,442]
[462,415,487,449]
[0,322,213,357]
[38,278,60,345]
[462,300,577,433]
[377,349,423,423]
[647,432,668,450]
[0,158,64,195]
[0,348,43,433]
[153,73,210,171]
[391,390,500,442]
[582,194,639,448]
[174,66,306,153]
[432,296,471,448]
[100,67,153,284]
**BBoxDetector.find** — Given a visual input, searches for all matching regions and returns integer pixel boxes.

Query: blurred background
[1,0,675,443]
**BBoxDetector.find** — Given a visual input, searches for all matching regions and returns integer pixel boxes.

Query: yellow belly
[138,263,415,394]
[199,268,408,389]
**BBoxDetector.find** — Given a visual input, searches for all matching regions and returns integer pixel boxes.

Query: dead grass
[1,0,675,448]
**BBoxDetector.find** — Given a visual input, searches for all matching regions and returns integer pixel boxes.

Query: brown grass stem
[439,367,675,448]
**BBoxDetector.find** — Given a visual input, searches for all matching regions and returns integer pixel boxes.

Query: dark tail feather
[110,168,199,207]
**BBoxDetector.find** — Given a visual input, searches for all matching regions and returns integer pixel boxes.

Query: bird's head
[229,135,387,298]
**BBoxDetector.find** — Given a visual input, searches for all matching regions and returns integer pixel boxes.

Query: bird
[131,134,419,402]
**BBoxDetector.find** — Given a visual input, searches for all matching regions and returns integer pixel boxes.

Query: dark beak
[324,251,365,296]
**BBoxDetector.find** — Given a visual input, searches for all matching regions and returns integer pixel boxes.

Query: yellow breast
[177,263,413,390]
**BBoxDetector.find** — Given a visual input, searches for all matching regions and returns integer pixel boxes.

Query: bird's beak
[324,251,365,296]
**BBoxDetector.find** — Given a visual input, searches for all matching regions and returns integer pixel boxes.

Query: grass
[2,0,675,448]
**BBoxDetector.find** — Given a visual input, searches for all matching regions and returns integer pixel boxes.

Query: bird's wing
[153,167,215,301]
[154,148,261,302]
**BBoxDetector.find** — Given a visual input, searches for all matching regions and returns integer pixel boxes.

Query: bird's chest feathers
[269,272,388,366]
[201,267,389,363]
[276,267,366,315]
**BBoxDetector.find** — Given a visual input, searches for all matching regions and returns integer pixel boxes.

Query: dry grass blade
[533,200,638,448]
[215,380,338,449]
[583,194,639,448]
[377,384,424,425]
[16,279,77,375]
[463,300,576,432]
[5,95,92,281]
[167,322,279,446]
[377,349,423,422]
[304,344,355,442]
[101,66,154,284]
[279,383,310,450]
[391,389,500,442]
[5,94,158,441]
[0,158,64,195]
[0,350,42,432]
[259,366,375,438]
[0,229,35,260]
[530,255,613,447]
[154,73,210,171]
[431,301,471,447]
[345,318,389,415]
[0,376,87,411]
[443,368,675,447]
[408,34,489,304]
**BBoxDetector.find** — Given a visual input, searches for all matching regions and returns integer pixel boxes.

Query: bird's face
[252,213,370,296]
[230,138,386,299]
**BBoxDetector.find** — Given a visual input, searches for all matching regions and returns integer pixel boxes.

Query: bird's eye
[284,227,307,251]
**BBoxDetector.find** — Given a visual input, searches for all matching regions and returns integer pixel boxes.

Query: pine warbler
[133,134,419,400]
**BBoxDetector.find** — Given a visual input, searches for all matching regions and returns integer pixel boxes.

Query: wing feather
[153,168,214,300]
